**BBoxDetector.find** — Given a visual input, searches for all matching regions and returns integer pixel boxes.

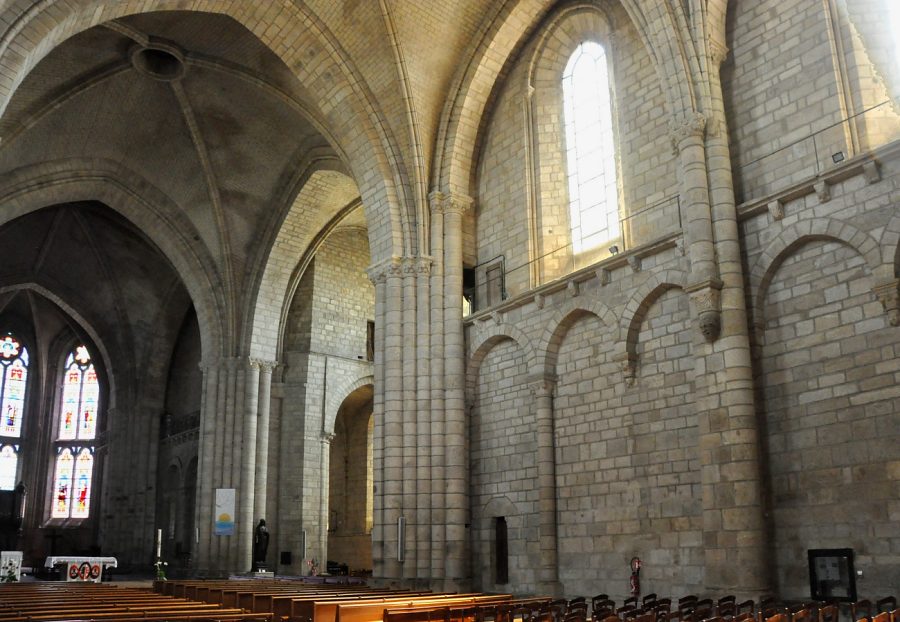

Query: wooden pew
[332,594,515,622]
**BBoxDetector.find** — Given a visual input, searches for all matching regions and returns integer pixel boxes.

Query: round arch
[615,270,689,379]
[326,375,375,438]
[748,218,884,327]
[533,299,617,378]
[466,322,537,398]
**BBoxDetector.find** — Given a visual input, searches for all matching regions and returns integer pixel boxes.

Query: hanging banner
[214,488,235,536]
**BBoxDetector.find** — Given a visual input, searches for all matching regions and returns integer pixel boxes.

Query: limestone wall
[466,0,900,600]
[275,225,374,575]
[474,3,678,306]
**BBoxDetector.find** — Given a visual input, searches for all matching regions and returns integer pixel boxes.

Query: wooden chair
[592,599,615,621]
[817,604,838,622]
[718,597,737,618]
[852,601,873,622]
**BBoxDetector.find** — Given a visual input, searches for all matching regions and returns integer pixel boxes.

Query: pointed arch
[0,159,224,362]
[432,0,698,199]
[0,0,410,273]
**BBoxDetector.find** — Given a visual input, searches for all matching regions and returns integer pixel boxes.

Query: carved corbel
[814,180,831,203]
[614,352,638,388]
[597,267,611,286]
[862,161,881,184]
[685,278,724,342]
[627,255,642,273]
[534,293,545,309]
[567,280,580,297]
[767,199,784,221]
[873,279,900,326]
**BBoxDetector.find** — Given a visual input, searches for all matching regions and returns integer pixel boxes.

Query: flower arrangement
[0,558,19,583]
[154,559,168,580]
[306,557,318,576]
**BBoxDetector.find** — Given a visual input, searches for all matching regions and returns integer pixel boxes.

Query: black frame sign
[808,548,857,602]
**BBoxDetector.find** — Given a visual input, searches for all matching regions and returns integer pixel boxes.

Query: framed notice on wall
[214,488,235,536]
[808,548,856,601]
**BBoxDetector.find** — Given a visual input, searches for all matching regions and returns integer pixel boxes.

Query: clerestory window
[562,41,620,254]
[51,345,99,519]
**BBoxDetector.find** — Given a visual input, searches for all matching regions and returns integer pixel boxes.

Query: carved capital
[873,279,900,326]
[669,112,707,152]
[445,193,475,216]
[686,279,724,342]
[428,190,446,215]
[614,352,638,388]
[528,375,557,399]
[366,260,389,285]
[320,432,336,445]
[416,257,433,276]
[402,257,418,275]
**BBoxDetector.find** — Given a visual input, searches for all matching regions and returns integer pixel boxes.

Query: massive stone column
[253,361,275,527]
[427,193,446,584]
[415,257,433,583]
[237,360,260,571]
[401,258,418,579]
[441,192,473,591]
[193,357,269,576]
[693,38,769,594]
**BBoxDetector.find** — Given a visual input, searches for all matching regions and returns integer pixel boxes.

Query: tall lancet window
[52,345,99,518]
[562,41,620,253]
[0,333,28,490]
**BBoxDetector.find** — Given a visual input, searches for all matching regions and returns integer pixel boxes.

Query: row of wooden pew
[0,582,272,621]
[155,579,552,622]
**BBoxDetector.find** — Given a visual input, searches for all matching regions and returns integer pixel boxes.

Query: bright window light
[562,41,620,254]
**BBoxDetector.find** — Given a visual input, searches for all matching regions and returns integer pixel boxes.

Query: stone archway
[327,383,374,575]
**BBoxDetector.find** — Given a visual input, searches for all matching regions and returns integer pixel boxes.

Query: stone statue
[252,519,269,571]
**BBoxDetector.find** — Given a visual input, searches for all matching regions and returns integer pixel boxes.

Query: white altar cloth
[44,556,117,582]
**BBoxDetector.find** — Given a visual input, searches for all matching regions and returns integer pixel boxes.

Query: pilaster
[528,375,562,596]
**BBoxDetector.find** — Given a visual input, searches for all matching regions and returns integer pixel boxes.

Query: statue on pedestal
[252,519,269,572]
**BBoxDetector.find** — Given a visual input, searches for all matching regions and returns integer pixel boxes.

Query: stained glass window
[52,448,74,518]
[52,345,100,520]
[58,346,99,441]
[562,41,620,253]
[0,334,29,438]
[0,445,18,491]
